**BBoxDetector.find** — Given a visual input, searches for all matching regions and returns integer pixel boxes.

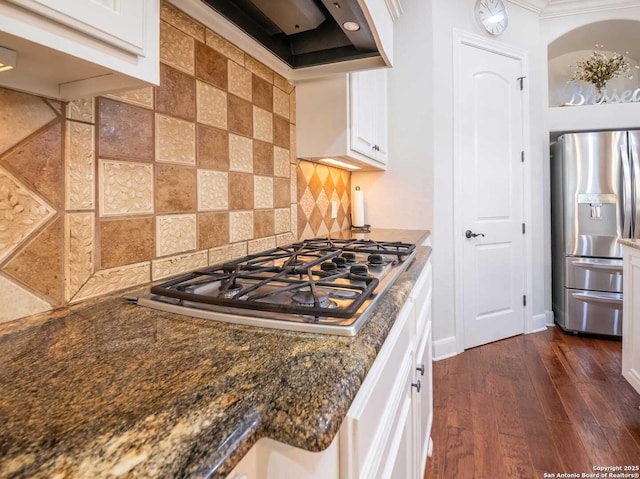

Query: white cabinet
[296,68,389,171]
[224,255,433,479]
[411,261,434,474]
[350,69,388,165]
[339,300,413,478]
[0,0,159,100]
[622,245,640,394]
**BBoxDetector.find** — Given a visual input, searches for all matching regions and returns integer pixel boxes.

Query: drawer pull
[416,364,425,376]
[411,380,421,393]
[571,292,623,306]
[570,260,623,273]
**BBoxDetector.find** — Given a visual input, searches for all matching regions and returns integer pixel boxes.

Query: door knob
[465,230,485,239]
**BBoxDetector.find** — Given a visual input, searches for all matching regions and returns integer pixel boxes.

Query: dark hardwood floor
[425,327,640,479]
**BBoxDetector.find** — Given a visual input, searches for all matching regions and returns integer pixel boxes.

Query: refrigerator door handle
[631,143,640,238]
[621,143,633,237]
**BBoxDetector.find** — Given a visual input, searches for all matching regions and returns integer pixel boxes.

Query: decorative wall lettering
[565,82,640,106]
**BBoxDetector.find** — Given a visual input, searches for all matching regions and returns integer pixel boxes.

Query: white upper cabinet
[0,0,159,100]
[297,68,389,171]
[350,69,388,165]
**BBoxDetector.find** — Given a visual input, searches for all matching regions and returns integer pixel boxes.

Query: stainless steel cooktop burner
[136,237,417,336]
[292,290,334,308]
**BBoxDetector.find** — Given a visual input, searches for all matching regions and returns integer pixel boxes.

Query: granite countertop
[333,227,430,245]
[619,238,640,251]
[0,230,430,479]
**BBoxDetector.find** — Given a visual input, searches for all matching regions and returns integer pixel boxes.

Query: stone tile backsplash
[0,1,351,324]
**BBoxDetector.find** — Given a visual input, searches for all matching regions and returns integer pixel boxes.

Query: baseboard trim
[433,336,458,361]
[529,313,548,334]
[545,309,554,326]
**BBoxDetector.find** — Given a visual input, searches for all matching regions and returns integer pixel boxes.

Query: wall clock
[475,0,509,36]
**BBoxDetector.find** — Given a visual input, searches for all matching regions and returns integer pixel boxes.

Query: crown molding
[540,0,640,17]
[384,0,403,21]
[507,0,640,16]
[506,0,549,13]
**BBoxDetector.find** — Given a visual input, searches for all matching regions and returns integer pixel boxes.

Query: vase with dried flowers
[570,45,637,95]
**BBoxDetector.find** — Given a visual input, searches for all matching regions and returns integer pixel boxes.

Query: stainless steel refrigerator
[550,131,640,337]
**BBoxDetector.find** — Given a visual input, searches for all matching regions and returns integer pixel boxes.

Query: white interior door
[458,41,525,350]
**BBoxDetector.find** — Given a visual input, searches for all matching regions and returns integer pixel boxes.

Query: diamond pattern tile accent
[295,160,351,238]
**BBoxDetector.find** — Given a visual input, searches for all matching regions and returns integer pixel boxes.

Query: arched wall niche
[547,19,640,107]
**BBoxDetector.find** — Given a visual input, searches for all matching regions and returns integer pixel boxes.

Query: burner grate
[148,238,415,320]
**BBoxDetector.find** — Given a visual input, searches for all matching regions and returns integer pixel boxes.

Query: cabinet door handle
[416,364,425,376]
[411,380,421,393]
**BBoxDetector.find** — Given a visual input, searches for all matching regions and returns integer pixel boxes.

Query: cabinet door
[623,250,640,394]
[6,0,146,54]
[377,357,415,479]
[414,321,433,476]
[350,70,378,159]
[374,69,388,164]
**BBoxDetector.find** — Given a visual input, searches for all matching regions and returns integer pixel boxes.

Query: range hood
[199,0,380,68]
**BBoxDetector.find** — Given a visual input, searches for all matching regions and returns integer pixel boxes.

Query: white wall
[431,0,547,347]
[351,0,433,230]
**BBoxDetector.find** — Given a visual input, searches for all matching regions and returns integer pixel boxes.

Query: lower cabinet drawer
[340,302,413,479]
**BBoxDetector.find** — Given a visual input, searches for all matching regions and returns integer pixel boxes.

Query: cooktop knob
[368,254,384,265]
[341,252,356,263]
[332,257,347,268]
[350,265,368,275]
[321,261,338,271]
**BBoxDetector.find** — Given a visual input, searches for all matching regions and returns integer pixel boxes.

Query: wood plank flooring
[425,327,640,479]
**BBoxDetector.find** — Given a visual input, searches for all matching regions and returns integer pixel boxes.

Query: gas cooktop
[136,238,416,336]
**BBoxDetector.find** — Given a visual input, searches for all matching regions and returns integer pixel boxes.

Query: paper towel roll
[351,186,365,227]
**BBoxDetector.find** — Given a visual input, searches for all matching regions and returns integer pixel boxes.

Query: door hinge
[523,295,527,307]
[521,151,525,163]
[517,76,526,90]
[522,223,526,234]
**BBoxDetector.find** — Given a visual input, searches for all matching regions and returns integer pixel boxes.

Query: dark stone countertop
[0,232,431,479]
